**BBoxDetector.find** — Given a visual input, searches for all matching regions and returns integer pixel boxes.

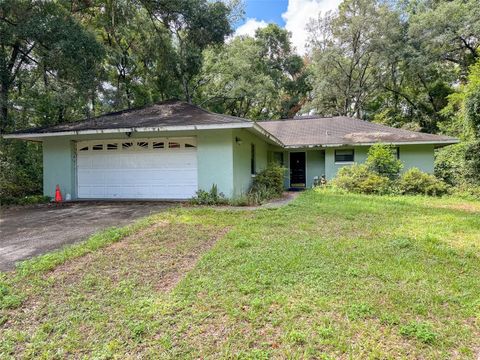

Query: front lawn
[1,190,479,358]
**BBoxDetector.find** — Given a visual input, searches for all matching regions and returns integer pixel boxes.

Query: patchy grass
[1,190,479,359]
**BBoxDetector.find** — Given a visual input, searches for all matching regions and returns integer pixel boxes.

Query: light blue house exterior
[5,101,457,200]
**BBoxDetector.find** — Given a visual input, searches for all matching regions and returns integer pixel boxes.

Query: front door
[290,152,306,188]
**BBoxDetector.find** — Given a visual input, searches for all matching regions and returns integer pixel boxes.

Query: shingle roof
[12,100,250,134]
[258,116,457,147]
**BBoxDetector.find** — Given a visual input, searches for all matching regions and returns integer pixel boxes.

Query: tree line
[0,0,479,200]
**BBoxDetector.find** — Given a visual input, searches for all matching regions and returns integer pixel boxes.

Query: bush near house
[250,163,284,197]
[332,144,449,196]
[397,168,449,196]
[192,164,285,206]
[365,143,403,179]
[190,184,227,205]
[332,164,391,195]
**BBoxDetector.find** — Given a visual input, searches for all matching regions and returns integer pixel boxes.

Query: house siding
[40,129,437,199]
[41,129,237,199]
[43,138,76,199]
[232,129,269,197]
[324,144,435,180]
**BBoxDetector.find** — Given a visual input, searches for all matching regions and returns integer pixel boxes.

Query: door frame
[289,151,307,188]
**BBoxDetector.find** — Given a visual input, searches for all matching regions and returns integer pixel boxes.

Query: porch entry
[289,152,306,188]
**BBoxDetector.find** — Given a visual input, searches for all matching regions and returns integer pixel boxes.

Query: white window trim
[335,161,355,165]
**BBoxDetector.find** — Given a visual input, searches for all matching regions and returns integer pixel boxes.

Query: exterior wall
[324,144,435,180]
[43,138,76,199]
[41,129,236,199]
[268,148,326,189]
[306,150,325,188]
[324,147,368,180]
[197,130,234,197]
[398,144,435,173]
[232,129,269,196]
[41,128,437,199]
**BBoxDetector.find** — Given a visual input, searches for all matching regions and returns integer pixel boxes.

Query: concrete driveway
[0,202,175,271]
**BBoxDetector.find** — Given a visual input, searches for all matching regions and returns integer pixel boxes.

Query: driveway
[0,202,175,271]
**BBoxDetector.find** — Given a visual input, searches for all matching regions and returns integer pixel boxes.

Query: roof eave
[3,122,254,140]
[283,139,460,148]
[251,123,284,147]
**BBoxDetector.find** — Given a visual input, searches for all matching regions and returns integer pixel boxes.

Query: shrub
[435,141,480,186]
[332,164,391,194]
[365,144,403,179]
[0,194,51,206]
[251,163,285,197]
[397,168,449,196]
[190,184,227,205]
[451,183,480,200]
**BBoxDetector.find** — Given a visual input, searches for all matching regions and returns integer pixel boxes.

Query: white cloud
[234,18,269,37]
[282,0,341,55]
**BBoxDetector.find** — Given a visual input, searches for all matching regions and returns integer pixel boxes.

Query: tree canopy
[0,0,479,201]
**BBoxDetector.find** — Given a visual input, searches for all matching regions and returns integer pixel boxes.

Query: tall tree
[306,0,395,118]
[0,0,104,132]
[198,24,311,119]
[141,0,234,103]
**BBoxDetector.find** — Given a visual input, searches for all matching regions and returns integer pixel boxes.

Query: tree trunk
[0,82,9,133]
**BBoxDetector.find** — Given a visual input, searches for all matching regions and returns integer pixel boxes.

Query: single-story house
[4,100,458,200]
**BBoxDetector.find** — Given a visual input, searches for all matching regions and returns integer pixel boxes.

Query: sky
[234,0,342,55]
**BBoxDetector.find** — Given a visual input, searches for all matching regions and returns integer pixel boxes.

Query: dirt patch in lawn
[1,218,231,355]
[431,202,480,213]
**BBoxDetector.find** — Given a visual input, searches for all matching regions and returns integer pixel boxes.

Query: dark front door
[290,152,306,188]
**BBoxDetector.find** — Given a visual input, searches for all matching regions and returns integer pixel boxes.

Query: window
[92,144,103,151]
[169,142,180,148]
[152,141,164,149]
[107,143,118,150]
[185,143,196,148]
[122,142,133,149]
[251,143,256,175]
[393,147,400,159]
[335,149,354,163]
[272,152,284,166]
[137,141,148,149]
[79,146,88,151]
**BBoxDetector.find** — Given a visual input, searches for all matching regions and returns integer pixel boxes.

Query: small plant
[230,163,286,206]
[400,321,437,344]
[347,303,375,320]
[397,168,449,196]
[366,143,403,179]
[332,164,391,194]
[287,330,307,345]
[190,184,227,205]
[251,163,285,197]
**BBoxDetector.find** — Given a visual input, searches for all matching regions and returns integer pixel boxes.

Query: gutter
[252,123,284,147]
[2,122,253,140]
[283,139,460,149]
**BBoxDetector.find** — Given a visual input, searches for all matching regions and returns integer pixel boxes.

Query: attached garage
[76,137,198,199]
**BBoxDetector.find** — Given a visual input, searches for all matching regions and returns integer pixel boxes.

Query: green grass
[1,190,479,358]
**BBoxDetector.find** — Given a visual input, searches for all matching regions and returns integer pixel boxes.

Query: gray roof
[6,102,458,147]
[258,116,457,147]
[12,100,250,134]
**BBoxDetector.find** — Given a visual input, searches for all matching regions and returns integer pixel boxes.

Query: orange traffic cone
[55,185,63,202]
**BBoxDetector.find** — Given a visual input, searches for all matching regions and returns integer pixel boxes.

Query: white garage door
[76,138,198,199]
